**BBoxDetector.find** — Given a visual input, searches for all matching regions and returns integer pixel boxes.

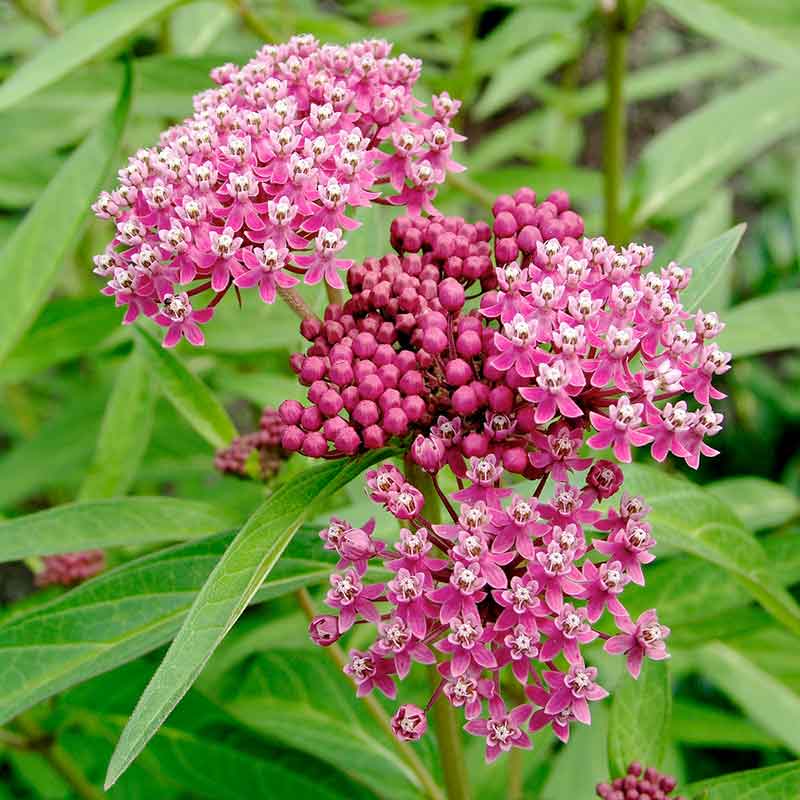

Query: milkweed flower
[36,551,105,587]
[308,454,669,756]
[596,762,685,800]
[91,35,463,346]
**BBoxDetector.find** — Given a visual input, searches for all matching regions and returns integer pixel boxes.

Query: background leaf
[684,761,800,800]
[679,224,745,312]
[716,290,800,357]
[608,660,672,778]
[0,66,131,365]
[134,325,237,450]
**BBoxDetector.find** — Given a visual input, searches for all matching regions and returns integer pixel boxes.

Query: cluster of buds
[91,34,463,346]
[214,406,287,480]
[36,551,105,588]
[284,187,729,472]
[309,457,671,759]
[597,762,685,800]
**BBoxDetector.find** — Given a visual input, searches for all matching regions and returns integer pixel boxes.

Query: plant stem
[507,745,523,800]
[446,173,494,209]
[325,284,344,307]
[11,0,61,36]
[404,459,471,800]
[603,8,629,245]
[14,715,104,800]
[277,285,320,323]
[228,0,275,42]
[295,589,446,800]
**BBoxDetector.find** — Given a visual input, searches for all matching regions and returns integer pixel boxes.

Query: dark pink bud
[300,356,326,384]
[462,431,489,457]
[395,350,417,372]
[281,425,304,451]
[495,237,519,264]
[323,320,344,344]
[334,425,361,455]
[560,209,584,238]
[374,343,395,366]
[319,389,344,418]
[492,194,515,216]
[353,359,376,382]
[421,310,448,330]
[489,385,514,414]
[279,399,303,425]
[503,446,528,473]
[300,406,323,432]
[517,224,542,254]
[378,364,399,388]
[452,385,478,415]
[309,615,341,646]
[330,361,354,387]
[493,210,518,237]
[422,326,448,354]
[352,400,380,427]
[513,202,537,227]
[353,331,377,359]
[540,217,565,241]
[403,228,423,252]
[341,385,359,412]
[391,704,428,742]
[384,406,409,435]
[461,255,484,280]
[359,374,384,401]
[445,358,473,386]
[587,460,624,499]
[379,388,402,412]
[308,380,327,404]
[438,277,465,312]
[398,370,425,395]
[323,416,347,440]
[514,186,536,204]
[403,395,426,422]
[470,380,490,407]
[547,189,570,213]
[456,330,482,358]
[363,424,386,449]
[300,317,322,341]
[301,432,327,457]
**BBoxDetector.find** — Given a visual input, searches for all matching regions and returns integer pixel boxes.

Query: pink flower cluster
[309,459,670,759]
[36,551,105,587]
[597,762,685,800]
[283,187,730,472]
[90,34,463,347]
[214,406,287,480]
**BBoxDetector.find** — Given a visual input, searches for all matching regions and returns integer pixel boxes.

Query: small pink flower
[391,704,428,741]
[153,292,214,347]
[604,609,670,678]
[464,696,532,763]
[294,227,353,289]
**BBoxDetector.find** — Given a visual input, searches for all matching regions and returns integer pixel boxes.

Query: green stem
[14,715,105,800]
[405,459,472,800]
[603,9,628,245]
[507,746,523,800]
[228,0,275,42]
[276,285,320,323]
[295,589,446,800]
[446,173,494,209]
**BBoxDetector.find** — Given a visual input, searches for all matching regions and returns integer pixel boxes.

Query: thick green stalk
[507,745,523,800]
[406,459,472,800]
[603,9,629,245]
[295,589,446,800]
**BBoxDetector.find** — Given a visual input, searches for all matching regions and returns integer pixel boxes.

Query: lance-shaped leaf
[0,0,183,111]
[683,761,800,800]
[79,343,155,500]
[105,450,393,789]
[716,290,800,357]
[0,65,131,364]
[608,660,671,778]
[678,224,745,312]
[134,325,237,450]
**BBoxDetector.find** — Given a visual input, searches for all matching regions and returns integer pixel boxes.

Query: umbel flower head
[36,551,105,587]
[310,457,670,758]
[597,762,686,800]
[214,406,288,480]
[91,34,463,347]
[282,187,729,472]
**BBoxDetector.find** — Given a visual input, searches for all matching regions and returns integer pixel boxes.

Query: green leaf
[684,761,800,800]
[678,224,745,312]
[696,643,800,756]
[473,38,578,121]
[608,660,671,778]
[104,450,393,789]
[0,530,341,723]
[0,0,183,111]
[79,344,155,501]
[671,699,781,750]
[707,477,800,531]
[715,290,800,357]
[0,296,122,385]
[622,464,800,636]
[0,497,239,562]
[134,325,237,450]
[219,649,422,800]
[0,151,63,209]
[630,69,800,227]
[656,0,800,68]
[0,66,131,366]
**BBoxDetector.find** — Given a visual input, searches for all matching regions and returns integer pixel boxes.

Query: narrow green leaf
[631,69,800,226]
[0,151,63,209]
[684,761,800,800]
[707,477,800,531]
[79,344,155,500]
[716,290,800,357]
[0,296,122,385]
[104,450,393,789]
[792,159,800,259]
[697,643,800,755]
[0,497,238,562]
[622,464,800,636]
[0,530,341,723]
[678,224,745,312]
[0,66,131,365]
[0,0,183,111]
[671,699,781,750]
[473,39,578,121]
[134,325,237,450]
[657,0,800,68]
[608,660,671,778]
